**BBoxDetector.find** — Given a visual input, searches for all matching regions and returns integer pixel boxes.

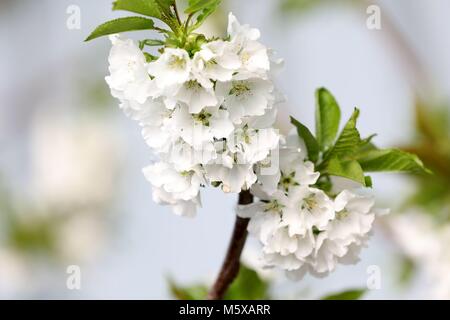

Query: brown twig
[207,190,254,300]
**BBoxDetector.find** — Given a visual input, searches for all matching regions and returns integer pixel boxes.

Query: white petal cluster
[238,135,377,279]
[106,13,281,216]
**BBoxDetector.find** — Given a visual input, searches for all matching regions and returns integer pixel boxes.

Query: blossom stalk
[207,190,253,300]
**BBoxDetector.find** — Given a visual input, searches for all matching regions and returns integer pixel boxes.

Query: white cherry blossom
[166,139,217,171]
[205,163,257,193]
[216,78,274,123]
[227,13,270,78]
[227,12,261,42]
[152,186,201,218]
[169,106,233,150]
[228,126,280,164]
[193,40,240,84]
[174,79,218,114]
[105,35,155,104]
[282,186,335,237]
[143,162,204,201]
[148,48,191,89]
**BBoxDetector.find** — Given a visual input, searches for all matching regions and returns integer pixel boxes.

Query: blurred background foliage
[281,0,358,12]
[403,101,450,221]
[170,264,271,300]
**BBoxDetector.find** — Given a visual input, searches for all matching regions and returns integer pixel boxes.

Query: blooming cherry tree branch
[86,0,429,299]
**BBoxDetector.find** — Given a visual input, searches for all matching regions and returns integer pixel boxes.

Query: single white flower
[228,126,280,164]
[170,139,218,171]
[264,230,315,261]
[119,98,168,125]
[174,79,218,114]
[148,48,191,89]
[227,13,270,78]
[254,131,309,196]
[245,107,278,130]
[238,192,285,244]
[282,186,335,237]
[135,99,172,153]
[105,35,155,104]
[233,40,271,79]
[238,191,315,271]
[205,163,257,193]
[169,106,234,150]
[295,190,376,277]
[216,78,274,124]
[227,12,261,42]
[152,186,201,218]
[264,227,299,256]
[264,253,304,272]
[310,232,350,274]
[254,158,319,200]
[252,160,282,198]
[193,40,241,84]
[142,126,172,153]
[143,162,204,201]
[328,190,376,244]
[279,161,320,192]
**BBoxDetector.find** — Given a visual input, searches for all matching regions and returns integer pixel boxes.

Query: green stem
[173,1,182,25]
[185,13,194,32]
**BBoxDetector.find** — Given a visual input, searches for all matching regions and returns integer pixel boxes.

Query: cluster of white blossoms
[238,133,380,279]
[104,10,387,278]
[106,13,281,217]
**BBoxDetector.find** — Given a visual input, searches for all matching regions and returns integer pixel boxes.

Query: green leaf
[167,264,270,300]
[168,278,208,300]
[323,108,361,161]
[398,256,416,286]
[290,116,319,163]
[112,0,168,19]
[281,0,335,13]
[315,88,341,151]
[188,0,221,31]
[364,175,373,188]
[356,148,431,174]
[140,39,165,46]
[185,0,220,14]
[357,136,378,154]
[406,174,450,218]
[224,264,270,300]
[314,175,332,192]
[321,288,366,300]
[324,157,366,186]
[112,0,180,33]
[85,17,155,41]
[157,0,176,8]
[193,5,220,29]
[144,52,158,62]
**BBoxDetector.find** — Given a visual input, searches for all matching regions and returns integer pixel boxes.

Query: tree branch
[207,190,254,300]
